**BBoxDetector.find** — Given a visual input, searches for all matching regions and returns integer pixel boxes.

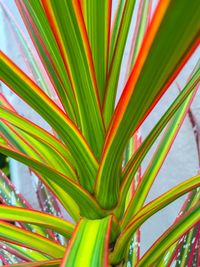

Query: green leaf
[156,188,200,266]
[175,226,199,267]
[128,0,152,69]
[0,121,77,181]
[1,242,50,262]
[95,0,200,209]
[0,120,78,186]
[121,77,198,227]
[0,130,80,221]
[37,0,105,158]
[136,205,200,266]
[110,175,200,264]
[61,216,112,267]
[0,205,74,239]
[115,68,200,218]
[16,0,79,123]
[0,221,65,258]
[3,259,61,267]
[103,0,137,127]
[0,170,56,240]
[0,2,61,106]
[0,103,75,167]
[81,0,111,102]
[38,174,80,222]
[123,1,152,262]
[0,145,105,219]
[108,0,126,68]
[0,52,98,192]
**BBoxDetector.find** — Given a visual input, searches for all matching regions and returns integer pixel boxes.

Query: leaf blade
[61,216,112,267]
[0,205,74,239]
[96,0,200,209]
[3,259,61,267]
[110,175,200,263]
[0,221,65,258]
[121,76,199,227]
[0,52,98,192]
[136,205,200,267]
[0,144,105,219]
[40,0,105,158]
[81,0,111,102]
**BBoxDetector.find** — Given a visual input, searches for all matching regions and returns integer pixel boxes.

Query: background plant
[0,0,199,266]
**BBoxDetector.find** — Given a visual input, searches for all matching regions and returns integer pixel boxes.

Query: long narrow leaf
[156,188,200,266]
[0,145,105,219]
[103,0,137,127]
[0,170,54,242]
[0,1,61,107]
[61,216,112,267]
[0,221,65,258]
[1,121,77,181]
[115,67,200,217]
[0,130,80,221]
[3,259,61,267]
[121,77,199,227]
[36,173,80,222]
[0,242,50,262]
[127,0,152,72]
[95,0,200,209]
[0,205,74,238]
[110,175,200,263]
[108,0,125,68]
[16,0,80,123]
[81,0,111,102]
[0,100,75,167]
[0,52,98,192]
[39,0,105,158]
[136,205,200,266]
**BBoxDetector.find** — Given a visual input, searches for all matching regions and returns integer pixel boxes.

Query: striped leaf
[0,130,80,221]
[157,188,200,266]
[103,0,137,127]
[175,225,200,267]
[0,144,105,219]
[0,120,77,181]
[0,170,30,208]
[127,0,152,71]
[137,204,200,266]
[0,221,65,258]
[110,175,200,264]
[0,1,61,107]
[95,0,200,209]
[0,170,56,243]
[81,0,111,102]
[108,0,125,68]
[0,242,50,262]
[61,216,112,267]
[121,76,199,227]
[16,0,79,123]
[115,66,200,218]
[0,101,75,167]
[36,174,80,222]
[0,52,98,192]
[0,205,74,238]
[39,0,105,158]
[3,259,61,267]
[123,2,151,263]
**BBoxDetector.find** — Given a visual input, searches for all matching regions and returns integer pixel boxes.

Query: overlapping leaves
[0,0,199,266]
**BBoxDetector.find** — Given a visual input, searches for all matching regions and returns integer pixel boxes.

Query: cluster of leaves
[0,0,199,266]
